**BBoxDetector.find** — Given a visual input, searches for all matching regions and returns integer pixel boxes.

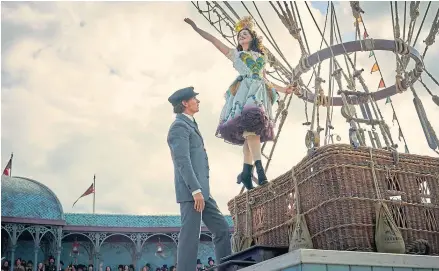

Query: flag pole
[10,153,13,177]
[93,174,96,214]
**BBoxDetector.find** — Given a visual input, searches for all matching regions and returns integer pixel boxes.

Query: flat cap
[168,86,198,106]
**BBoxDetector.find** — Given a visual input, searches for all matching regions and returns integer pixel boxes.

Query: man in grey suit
[167,86,232,271]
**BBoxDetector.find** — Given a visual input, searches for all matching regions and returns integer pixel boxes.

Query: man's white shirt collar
[182,113,194,122]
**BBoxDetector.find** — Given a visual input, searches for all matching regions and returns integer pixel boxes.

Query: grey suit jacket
[167,114,210,203]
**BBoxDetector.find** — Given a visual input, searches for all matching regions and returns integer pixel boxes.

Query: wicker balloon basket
[228,144,439,255]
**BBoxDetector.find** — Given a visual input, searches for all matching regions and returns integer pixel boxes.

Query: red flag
[72,183,95,207]
[363,30,369,39]
[2,153,13,176]
[378,78,386,89]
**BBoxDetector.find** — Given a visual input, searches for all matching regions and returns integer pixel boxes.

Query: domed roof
[1,175,64,220]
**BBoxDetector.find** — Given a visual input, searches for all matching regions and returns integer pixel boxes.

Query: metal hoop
[292,39,424,106]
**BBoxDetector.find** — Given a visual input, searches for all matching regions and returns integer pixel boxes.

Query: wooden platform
[238,249,439,271]
[205,260,255,271]
[206,246,288,271]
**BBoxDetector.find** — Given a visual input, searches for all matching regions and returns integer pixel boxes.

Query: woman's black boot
[254,160,268,185]
[237,163,254,190]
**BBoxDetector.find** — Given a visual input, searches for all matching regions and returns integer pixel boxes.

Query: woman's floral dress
[216,48,279,145]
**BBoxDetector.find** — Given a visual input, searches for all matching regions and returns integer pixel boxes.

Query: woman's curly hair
[236,28,265,54]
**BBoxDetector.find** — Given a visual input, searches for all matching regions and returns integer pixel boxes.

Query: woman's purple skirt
[216,105,275,146]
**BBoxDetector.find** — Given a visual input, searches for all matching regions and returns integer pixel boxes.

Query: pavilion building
[1,175,233,271]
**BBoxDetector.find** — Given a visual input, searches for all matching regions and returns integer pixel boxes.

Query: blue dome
[1,175,64,220]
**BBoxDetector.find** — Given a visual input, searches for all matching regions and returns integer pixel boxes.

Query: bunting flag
[392,112,397,125]
[404,145,409,154]
[2,153,13,176]
[385,97,392,104]
[72,183,95,207]
[363,30,369,39]
[369,51,374,58]
[371,63,380,73]
[378,78,386,89]
[398,128,403,141]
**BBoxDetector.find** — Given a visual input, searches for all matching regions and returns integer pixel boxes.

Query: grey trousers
[177,197,232,270]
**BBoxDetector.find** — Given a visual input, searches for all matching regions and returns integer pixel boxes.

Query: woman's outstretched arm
[263,70,296,94]
[184,18,230,56]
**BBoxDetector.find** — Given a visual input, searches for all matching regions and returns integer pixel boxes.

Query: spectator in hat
[207,257,214,267]
[196,259,203,270]
[46,257,55,271]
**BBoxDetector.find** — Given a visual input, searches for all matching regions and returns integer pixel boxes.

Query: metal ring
[291,39,424,106]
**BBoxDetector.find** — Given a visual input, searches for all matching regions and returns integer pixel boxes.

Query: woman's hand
[184,18,197,29]
[185,18,230,56]
[284,84,298,94]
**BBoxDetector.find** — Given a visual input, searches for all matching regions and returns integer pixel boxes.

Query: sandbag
[375,202,405,254]
[288,214,313,251]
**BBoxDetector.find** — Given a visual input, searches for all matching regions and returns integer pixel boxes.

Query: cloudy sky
[2,1,438,216]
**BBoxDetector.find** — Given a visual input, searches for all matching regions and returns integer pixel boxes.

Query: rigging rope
[407,1,421,45]
[324,4,336,145]
[423,7,439,58]
[423,68,439,88]
[390,2,411,153]
[223,1,240,20]
[300,1,332,148]
[394,2,401,39]
[419,78,434,97]
[419,77,439,107]
[306,2,384,148]
[331,3,356,90]
[240,1,293,72]
[403,1,407,41]
[357,12,399,148]
[305,2,377,148]
[401,1,421,69]
[412,1,431,48]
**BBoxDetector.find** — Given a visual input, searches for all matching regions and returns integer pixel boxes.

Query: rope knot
[299,56,311,73]
[410,1,420,20]
[395,38,409,55]
[395,74,408,93]
[317,88,329,107]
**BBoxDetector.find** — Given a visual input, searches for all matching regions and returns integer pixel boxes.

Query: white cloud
[2,1,438,216]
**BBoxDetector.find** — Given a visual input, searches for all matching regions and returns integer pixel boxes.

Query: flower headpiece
[234,16,265,53]
[234,16,255,33]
